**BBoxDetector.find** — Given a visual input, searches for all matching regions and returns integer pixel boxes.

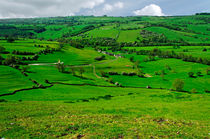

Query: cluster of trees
[0,26,34,38]
[62,25,96,38]
[34,44,45,48]
[21,54,39,61]
[121,27,142,31]
[140,30,170,44]
[0,54,40,65]
[7,36,16,43]
[0,55,21,65]
[132,48,210,65]
[0,46,9,54]
[37,48,58,55]
[195,13,210,15]
[151,23,182,31]
[12,50,35,55]
[143,56,156,62]
[56,63,86,77]
[34,26,46,33]
[188,69,209,77]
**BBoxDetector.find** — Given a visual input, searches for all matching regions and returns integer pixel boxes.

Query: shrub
[7,37,15,43]
[100,71,108,77]
[45,80,50,84]
[0,99,7,103]
[154,71,159,75]
[188,72,194,77]
[129,56,134,62]
[95,55,105,61]
[203,48,207,52]
[191,88,197,93]
[205,89,210,93]
[196,71,202,76]
[108,78,114,84]
[206,68,210,75]
[173,79,185,91]
[165,64,171,70]
[108,71,119,75]
[0,46,6,53]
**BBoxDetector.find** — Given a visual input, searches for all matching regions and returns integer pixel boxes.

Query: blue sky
[0,0,209,18]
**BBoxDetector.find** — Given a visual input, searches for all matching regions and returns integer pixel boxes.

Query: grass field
[0,15,210,138]
[110,58,210,92]
[0,87,209,138]
[117,30,140,42]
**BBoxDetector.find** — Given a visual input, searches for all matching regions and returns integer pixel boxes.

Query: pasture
[0,15,209,138]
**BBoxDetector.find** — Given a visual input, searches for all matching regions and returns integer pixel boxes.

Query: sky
[0,0,209,18]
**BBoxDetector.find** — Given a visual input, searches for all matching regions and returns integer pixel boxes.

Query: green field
[0,15,210,138]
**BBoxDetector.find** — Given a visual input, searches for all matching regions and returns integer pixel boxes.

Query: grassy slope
[0,66,34,95]
[117,30,140,42]
[111,59,210,92]
[0,87,209,138]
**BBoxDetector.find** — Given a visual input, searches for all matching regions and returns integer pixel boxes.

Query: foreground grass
[0,86,209,138]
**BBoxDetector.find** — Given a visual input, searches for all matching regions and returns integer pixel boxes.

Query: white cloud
[133,4,165,16]
[103,1,124,13]
[103,4,113,12]
[114,2,124,9]
[0,0,105,18]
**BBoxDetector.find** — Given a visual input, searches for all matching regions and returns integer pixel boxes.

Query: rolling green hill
[0,14,209,138]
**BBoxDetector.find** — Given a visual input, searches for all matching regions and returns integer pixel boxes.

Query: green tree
[173,79,185,91]
[79,67,85,77]
[70,67,76,76]
[57,62,65,73]
[7,37,15,43]
[0,46,6,53]
[206,68,210,75]
[4,55,17,65]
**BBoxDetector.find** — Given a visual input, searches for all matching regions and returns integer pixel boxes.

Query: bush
[191,88,197,93]
[95,55,105,61]
[0,46,6,53]
[205,89,210,93]
[188,72,194,77]
[129,56,134,62]
[108,78,114,84]
[173,79,185,91]
[207,68,210,75]
[0,99,7,103]
[203,48,207,52]
[154,71,159,75]
[196,71,202,76]
[108,71,119,75]
[7,37,15,43]
[100,71,108,77]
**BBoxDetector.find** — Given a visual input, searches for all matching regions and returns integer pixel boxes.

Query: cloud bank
[103,2,124,12]
[134,4,165,16]
[0,0,105,18]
